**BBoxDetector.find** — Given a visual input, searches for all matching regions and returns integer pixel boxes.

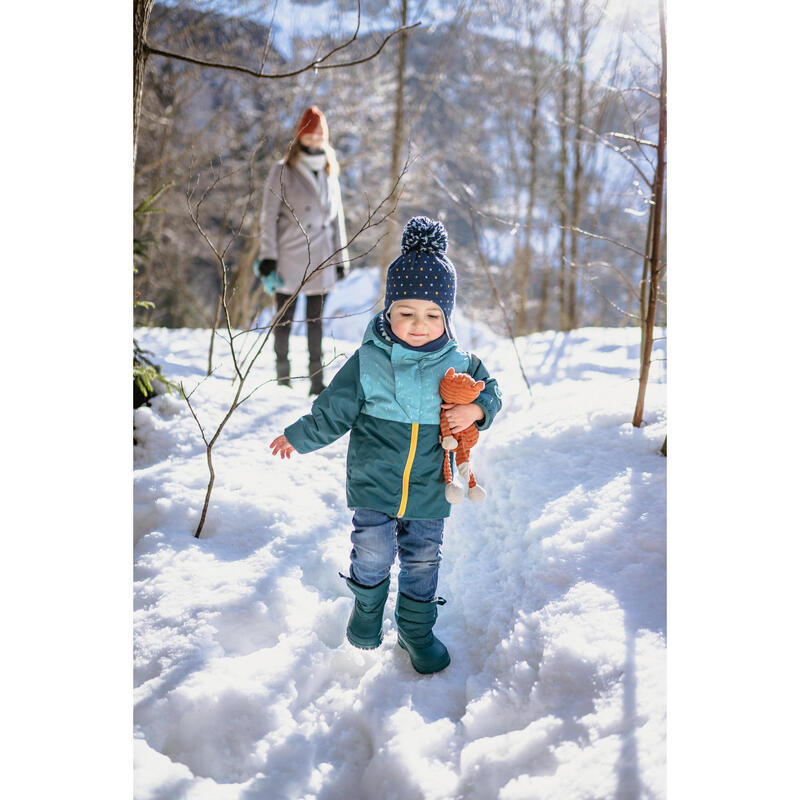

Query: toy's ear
[445,367,455,378]
[475,381,485,392]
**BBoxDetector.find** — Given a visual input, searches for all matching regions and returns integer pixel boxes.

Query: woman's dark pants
[274,292,326,391]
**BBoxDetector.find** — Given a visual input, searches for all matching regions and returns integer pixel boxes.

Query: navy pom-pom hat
[384,216,457,338]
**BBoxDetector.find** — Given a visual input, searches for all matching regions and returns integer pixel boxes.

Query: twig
[463,200,534,398]
[583,275,642,322]
[563,225,647,258]
[605,131,658,148]
[182,146,412,537]
[144,21,421,79]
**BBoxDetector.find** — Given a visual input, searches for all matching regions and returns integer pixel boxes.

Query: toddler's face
[388,299,445,346]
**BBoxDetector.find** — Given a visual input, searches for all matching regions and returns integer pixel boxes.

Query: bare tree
[566,0,590,329]
[134,0,156,167]
[431,169,534,396]
[133,1,421,162]
[632,0,666,429]
[184,160,408,537]
[137,0,665,339]
[379,0,411,287]
[515,38,544,336]
[554,0,571,331]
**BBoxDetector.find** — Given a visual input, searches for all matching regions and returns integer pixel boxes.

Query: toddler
[270,217,502,674]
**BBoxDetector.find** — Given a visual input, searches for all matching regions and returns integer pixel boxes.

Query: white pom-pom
[401,216,448,257]
[467,484,486,502]
[445,483,463,504]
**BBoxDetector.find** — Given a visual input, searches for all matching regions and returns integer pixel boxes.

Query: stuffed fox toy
[439,367,486,503]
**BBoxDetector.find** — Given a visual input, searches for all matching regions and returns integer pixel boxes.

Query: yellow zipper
[397,423,419,517]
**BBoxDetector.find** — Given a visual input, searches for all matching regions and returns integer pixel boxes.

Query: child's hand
[269,435,296,459]
[440,402,485,434]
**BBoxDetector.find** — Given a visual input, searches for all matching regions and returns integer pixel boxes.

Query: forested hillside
[134,0,664,334]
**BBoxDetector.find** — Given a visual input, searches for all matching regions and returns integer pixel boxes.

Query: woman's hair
[286,138,340,178]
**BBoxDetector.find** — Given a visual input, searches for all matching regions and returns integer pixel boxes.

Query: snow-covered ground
[133,270,666,799]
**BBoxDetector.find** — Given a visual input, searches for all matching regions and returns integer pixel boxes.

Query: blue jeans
[349,508,445,602]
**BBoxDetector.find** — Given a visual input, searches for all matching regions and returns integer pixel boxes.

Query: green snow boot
[395,592,451,674]
[341,573,390,650]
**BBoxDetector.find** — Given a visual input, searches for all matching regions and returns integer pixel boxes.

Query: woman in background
[258,106,349,394]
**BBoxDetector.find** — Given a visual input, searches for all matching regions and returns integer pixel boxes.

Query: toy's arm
[467,354,503,431]
[440,408,458,450]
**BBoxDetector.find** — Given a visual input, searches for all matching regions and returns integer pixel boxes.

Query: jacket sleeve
[259,162,284,261]
[284,350,364,453]
[467,353,502,431]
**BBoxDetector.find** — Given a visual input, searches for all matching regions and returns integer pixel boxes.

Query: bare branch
[144,21,422,80]
[406,0,474,130]
[606,131,658,148]
[563,225,647,258]
[258,0,280,71]
[237,352,348,407]
[182,141,413,537]
[583,275,642,322]
[570,118,654,186]
[462,195,534,398]
[179,382,210,448]
[430,171,517,231]
[580,259,640,299]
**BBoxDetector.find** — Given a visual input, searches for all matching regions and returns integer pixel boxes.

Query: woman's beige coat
[259,160,348,295]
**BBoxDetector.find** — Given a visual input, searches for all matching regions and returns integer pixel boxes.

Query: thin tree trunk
[516,37,541,336]
[639,201,655,366]
[502,80,524,331]
[208,293,222,376]
[379,0,409,287]
[467,208,533,397]
[632,0,666,428]
[227,196,264,331]
[536,218,551,331]
[567,0,588,329]
[557,0,570,331]
[134,0,155,167]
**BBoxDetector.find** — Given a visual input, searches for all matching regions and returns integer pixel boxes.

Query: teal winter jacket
[284,315,502,519]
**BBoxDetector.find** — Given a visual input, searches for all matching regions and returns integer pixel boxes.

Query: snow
[133,269,666,799]
[9,7,800,795]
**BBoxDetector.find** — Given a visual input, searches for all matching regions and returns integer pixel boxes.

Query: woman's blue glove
[253,259,283,296]
[257,258,277,276]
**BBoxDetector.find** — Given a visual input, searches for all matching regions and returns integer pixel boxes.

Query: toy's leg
[455,441,470,480]
[464,446,486,502]
[455,443,486,502]
[444,450,462,504]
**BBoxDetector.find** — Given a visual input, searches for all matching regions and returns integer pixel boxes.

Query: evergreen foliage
[134,183,177,408]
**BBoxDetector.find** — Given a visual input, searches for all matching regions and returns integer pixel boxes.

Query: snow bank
[134,273,665,798]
